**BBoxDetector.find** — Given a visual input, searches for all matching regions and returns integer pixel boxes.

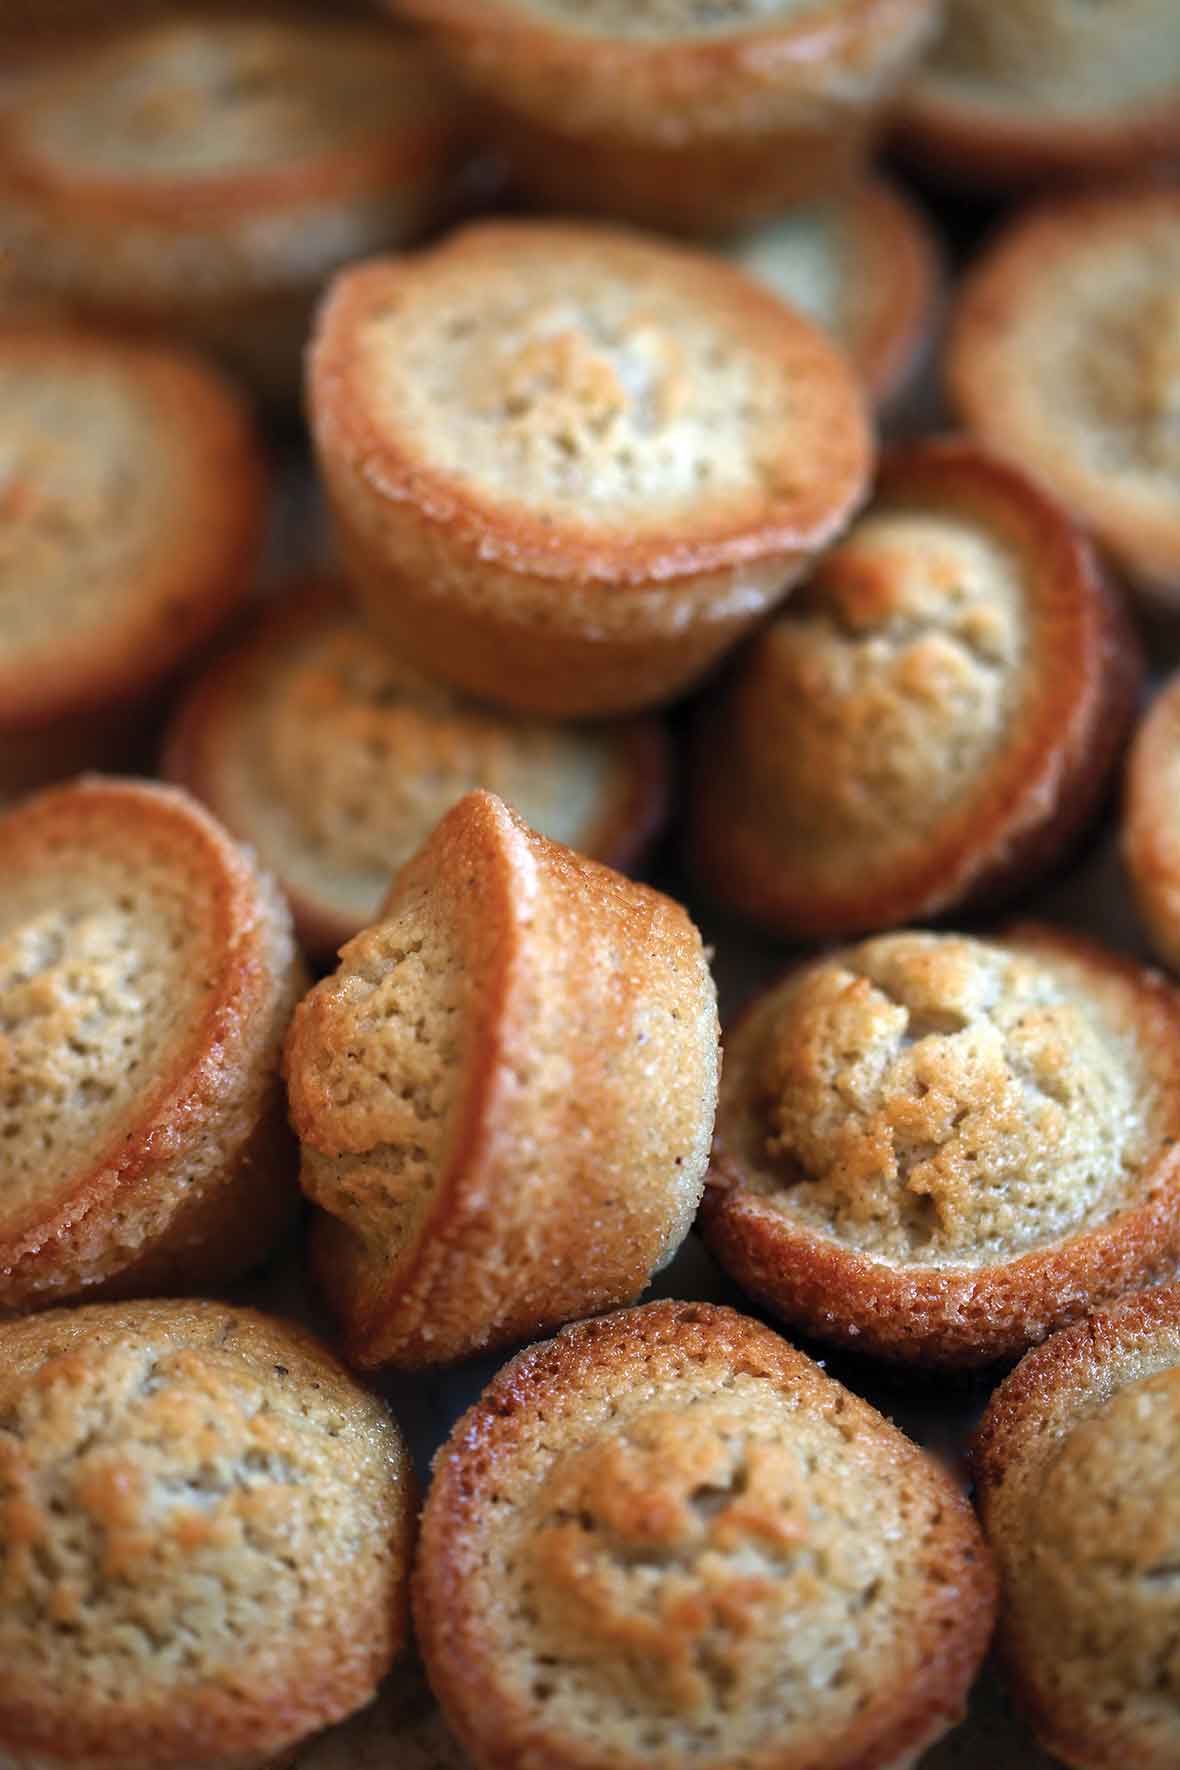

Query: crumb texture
[745,933,1153,1264]
[18,21,447,182]
[922,0,1180,112]
[749,508,1026,877]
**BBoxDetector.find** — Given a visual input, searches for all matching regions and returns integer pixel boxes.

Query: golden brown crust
[0,777,304,1314]
[972,1287,1180,1769]
[161,580,670,961]
[701,926,1180,1369]
[690,438,1142,939]
[413,1299,997,1770]
[285,791,720,1369]
[396,0,937,230]
[0,322,266,749]
[310,220,872,718]
[946,187,1180,604]
[1125,674,1180,974]
[0,1298,416,1770]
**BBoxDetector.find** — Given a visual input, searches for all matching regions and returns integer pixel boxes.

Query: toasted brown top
[310,220,871,588]
[693,439,1134,934]
[0,1299,414,1769]
[974,1287,1180,1769]
[948,189,1180,593]
[1125,674,1180,972]
[725,178,939,405]
[0,324,264,730]
[415,1300,995,1770]
[0,777,288,1252]
[162,583,667,955]
[0,19,462,214]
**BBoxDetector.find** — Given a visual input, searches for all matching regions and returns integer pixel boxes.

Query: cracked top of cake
[414,1300,995,1770]
[0,1299,413,1770]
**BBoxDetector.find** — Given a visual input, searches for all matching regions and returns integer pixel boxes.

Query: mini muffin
[947,187,1180,607]
[396,0,938,233]
[0,776,303,1314]
[284,790,719,1369]
[974,1285,1180,1768]
[162,581,669,961]
[0,1298,414,1770]
[0,322,266,799]
[310,220,872,719]
[691,439,1140,940]
[292,1660,467,1770]
[725,176,941,415]
[897,0,1180,189]
[414,1299,997,1770]
[1126,675,1180,973]
[0,18,470,401]
[701,927,1180,1368]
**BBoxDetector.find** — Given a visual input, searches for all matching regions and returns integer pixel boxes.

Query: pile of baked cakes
[0,3,1179,1768]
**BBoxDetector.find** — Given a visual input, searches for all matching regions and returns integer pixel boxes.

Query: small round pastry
[0,1298,415,1770]
[701,927,1180,1368]
[1126,675,1180,974]
[284,790,720,1369]
[0,322,266,799]
[947,188,1180,607]
[691,439,1140,940]
[0,18,470,401]
[309,220,872,720]
[725,176,941,414]
[395,0,939,233]
[414,1299,997,1770]
[973,1285,1180,1769]
[897,0,1180,190]
[162,581,669,961]
[0,776,303,1314]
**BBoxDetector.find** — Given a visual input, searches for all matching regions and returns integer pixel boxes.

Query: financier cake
[897,0,1180,189]
[162,580,668,960]
[284,791,720,1369]
[0,322,266,798]
[308,219,872,719]
[691,439,1139,939]
[0,17,470,400]
[0,1299,415,1770]
[0,777,303,1315]
[973,1285,1180,1769]
[725,176,941,416]
[701,928,1180,1367]
[395,0,938,233]
[947,187,1180,607]
[414,1300,997,1770]
[1125,674,1180,974]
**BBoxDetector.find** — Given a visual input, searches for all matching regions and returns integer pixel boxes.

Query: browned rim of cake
[0,322,265,734]
[691,438,1141,938]
[701,927,1180,1368]
[1124,674,1180,974]
[0,17,465,225]
[972,1285,1180,1770]
[161,578,670,960]
[413,1299,997,1770]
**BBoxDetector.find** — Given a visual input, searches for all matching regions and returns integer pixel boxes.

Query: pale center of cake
[0,362,171,658]
[364,273,790,522]
[1028,1367,1180,1703]
[752,933,1150,1264]
[757,509,1025,873]
[0,883,210,1235]
[498,1386,920,1758]
[21,23,422,181]
[927,0,1180,111]
[0,1335,354,1701]
[244,624,613,917]
[516,0,835,39]
[728,208,847,350]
